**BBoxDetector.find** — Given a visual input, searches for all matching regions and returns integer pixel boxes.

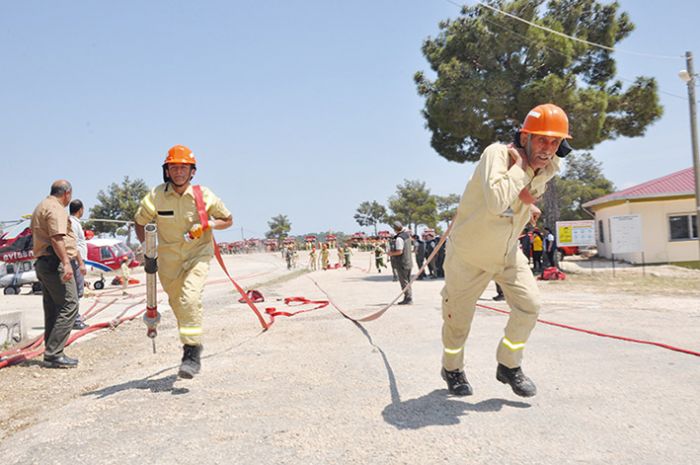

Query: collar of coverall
[165,181,194,197]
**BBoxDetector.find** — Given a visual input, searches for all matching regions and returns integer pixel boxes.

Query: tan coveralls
[442,143,559,370]
[135,183,231,346]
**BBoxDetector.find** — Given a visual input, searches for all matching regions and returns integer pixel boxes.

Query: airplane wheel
[4,286,18,295]
[32,282,42,293]
[94,280,105,290]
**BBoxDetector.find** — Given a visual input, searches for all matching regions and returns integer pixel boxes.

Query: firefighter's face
[166,164,195,185]
[521,134,561,170]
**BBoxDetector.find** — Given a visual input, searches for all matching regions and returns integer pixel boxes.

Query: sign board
[556,220,596,247]
[609,215,643,254]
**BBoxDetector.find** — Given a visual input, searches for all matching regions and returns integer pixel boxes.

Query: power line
[443,0,683,60]
[441,0,694,102]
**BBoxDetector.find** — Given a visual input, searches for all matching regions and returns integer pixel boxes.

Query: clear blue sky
[2,0,698,242]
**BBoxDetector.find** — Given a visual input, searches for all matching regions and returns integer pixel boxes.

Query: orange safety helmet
[521,104,572,139]
[162,145,197,183]
[163,144,197,165]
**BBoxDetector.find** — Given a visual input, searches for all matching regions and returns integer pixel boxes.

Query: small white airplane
[0,260,39,295]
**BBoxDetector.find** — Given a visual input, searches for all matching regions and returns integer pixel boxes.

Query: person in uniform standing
[309,246,318,271]
[343,244,352,269]
[531,228,544,272]
[336,246,344,268]
[424,231,438,278]
[387,221,413,305]
[31,180,85,368]
[135,145,233,379]
[440,104,570,398]
[320,243,330,270]
[373,242,386,273]
[414,234,426,280]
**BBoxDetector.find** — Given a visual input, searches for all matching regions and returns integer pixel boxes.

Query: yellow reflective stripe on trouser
[444,346,464,355]
[179,326,202,337]
[502,337,526,351]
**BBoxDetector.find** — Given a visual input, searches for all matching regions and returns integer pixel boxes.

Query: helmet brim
[521,129,572,139]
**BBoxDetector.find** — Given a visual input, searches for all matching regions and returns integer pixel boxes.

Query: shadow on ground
[81,334,262,399]
[350,275,445,284]
[83,367,188,398]
[382,390,530,429]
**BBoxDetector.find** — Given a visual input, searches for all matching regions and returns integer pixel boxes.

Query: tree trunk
[542,178,560,229]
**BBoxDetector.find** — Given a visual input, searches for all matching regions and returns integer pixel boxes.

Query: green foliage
[415,0,662,163]
[266,214,292,242]
[88,176,149,243]
[354,201,388,236]
[387,180,438,231]
[556,152,615,219]
[671,261,700,270]
[435,193,461,228]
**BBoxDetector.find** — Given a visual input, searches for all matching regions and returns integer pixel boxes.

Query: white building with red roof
[582,167,697,263]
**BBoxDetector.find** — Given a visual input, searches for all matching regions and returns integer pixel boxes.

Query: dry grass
[552,272,700,297]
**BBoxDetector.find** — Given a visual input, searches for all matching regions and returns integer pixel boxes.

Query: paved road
[1,251,698,465]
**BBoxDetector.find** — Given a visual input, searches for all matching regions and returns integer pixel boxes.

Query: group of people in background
[413,230,445,280]
[518,226,557,273]
[306,242,355,271]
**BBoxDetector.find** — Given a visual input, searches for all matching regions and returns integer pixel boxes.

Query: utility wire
[444,0,683,60]
[481,13,690,101]
[442,0,693,102]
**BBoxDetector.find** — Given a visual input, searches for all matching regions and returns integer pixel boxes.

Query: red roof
[583,167,695,208]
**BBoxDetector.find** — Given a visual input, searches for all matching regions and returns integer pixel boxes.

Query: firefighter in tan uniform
[135,145,233,379]
[440,104,571,397]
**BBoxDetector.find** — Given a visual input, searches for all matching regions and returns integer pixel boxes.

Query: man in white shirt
[544,226,556,267]
[69,200,88,330]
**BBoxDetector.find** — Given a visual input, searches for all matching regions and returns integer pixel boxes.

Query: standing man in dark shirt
[387,221,413,305]
[424,232,439,278]
[414,234,426,280]
[519,227,532,264]
[434,233,446,278]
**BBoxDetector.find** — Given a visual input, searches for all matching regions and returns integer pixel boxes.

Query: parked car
[557,245,579,261]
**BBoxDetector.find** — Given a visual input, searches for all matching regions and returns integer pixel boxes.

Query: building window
[598,220,605,243]
[669,214,698,241]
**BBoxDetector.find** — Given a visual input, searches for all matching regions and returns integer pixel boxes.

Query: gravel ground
[1,251,699,465]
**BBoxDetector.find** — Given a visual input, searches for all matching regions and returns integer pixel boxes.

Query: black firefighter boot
[496,363,537,397]
[178,344,203,379]
[441,368,473,396]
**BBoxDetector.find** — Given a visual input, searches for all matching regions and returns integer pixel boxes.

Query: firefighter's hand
[507,144,528,171]
[519,187,537,205]
[189,224,207,239]
[529,204,541,226]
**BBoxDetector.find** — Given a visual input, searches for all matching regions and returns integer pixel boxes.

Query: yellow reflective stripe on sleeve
[179,326,202,336]
[502,337,526,351]
[443,347,464,355]
[142,195,156,215]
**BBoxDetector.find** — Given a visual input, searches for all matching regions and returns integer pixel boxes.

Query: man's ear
[518,131,528,148]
